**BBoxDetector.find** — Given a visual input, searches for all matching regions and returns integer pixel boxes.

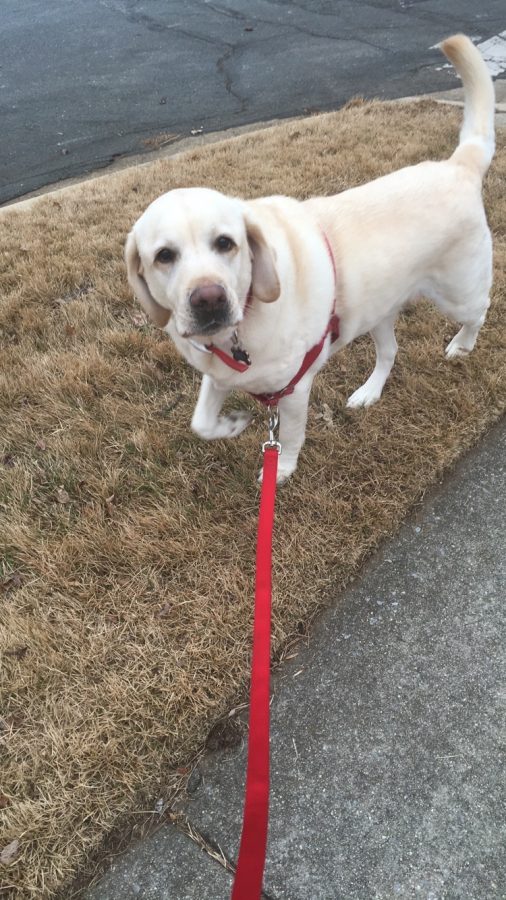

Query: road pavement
[1,0,505,203]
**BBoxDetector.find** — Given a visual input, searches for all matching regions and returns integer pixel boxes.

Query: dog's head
[125,187,280,339]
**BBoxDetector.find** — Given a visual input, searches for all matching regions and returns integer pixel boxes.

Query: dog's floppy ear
[243,209,280,303]
[124,230,171,328]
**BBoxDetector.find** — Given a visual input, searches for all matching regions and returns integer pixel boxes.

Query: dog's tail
[440,34,495,177]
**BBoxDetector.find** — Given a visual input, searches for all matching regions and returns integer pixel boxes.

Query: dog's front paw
[193,410,252,441]
[257,457,296,485]
[445,337,471,359]
[220,410,253,438]
[346,381,382,409]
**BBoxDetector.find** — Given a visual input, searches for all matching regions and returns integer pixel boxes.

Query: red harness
[206,232,339,401]
[251,311,339,406]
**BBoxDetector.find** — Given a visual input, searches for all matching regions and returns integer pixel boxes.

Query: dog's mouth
[182,319,242,340]
[181,309,243,339]
[197,319,228,335]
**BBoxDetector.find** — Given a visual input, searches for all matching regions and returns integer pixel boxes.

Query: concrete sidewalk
[86,418,505,900]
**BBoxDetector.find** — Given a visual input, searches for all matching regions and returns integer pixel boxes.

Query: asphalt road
[1,0,505,204]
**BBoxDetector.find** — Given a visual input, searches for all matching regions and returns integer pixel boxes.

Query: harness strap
[250,313,339,407]
[322,230,337,284]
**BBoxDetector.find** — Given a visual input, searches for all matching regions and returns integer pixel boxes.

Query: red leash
[231,411,281,900]
[230,232,337,896]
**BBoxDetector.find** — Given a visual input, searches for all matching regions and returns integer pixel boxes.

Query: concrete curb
[0,115,302,215]
[2,82,505,217]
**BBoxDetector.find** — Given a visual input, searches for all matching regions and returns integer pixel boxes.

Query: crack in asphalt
[99,0,250,111]
[217,45,248,111]
[5,0,503,206]
[95,0,447,119]
[187,0,400,57]
[99,0,228,49]
[224,0,490,39]
[97,0,479,115]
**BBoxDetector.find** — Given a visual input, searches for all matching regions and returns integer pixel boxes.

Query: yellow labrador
[126,35,494,482]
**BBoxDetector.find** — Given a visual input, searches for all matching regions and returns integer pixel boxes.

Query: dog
[126,34,494,483]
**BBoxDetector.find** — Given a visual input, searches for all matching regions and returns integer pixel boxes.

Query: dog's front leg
[347,315,398,408]
[191,374,252,440]
[260,375,313,484]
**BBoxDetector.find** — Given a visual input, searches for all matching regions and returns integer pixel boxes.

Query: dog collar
[187,336,252,373]
[206,330,252,372]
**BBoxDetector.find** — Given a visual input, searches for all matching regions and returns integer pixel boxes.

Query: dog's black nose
[189,284,227,312]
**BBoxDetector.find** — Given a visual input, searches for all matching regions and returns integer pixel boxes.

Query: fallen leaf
[156,602,172,618]
[0,572,23,593]
[206,719,242,751]
[316,402,336,430]
[228,704,247,718]
[1,839,20,864]
[1,714,22,731]
[5,646,28,660]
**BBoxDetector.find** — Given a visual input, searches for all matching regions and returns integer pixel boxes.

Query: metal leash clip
[262,405,282,453]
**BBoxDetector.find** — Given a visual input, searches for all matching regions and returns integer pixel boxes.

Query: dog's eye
[215,235,236,253]
[155,247,177,264]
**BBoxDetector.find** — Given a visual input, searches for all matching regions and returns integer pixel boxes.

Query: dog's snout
[187,282,232,335]
[189,284,227,311]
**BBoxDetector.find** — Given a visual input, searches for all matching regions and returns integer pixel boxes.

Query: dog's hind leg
[432,224,492,360]
[445,295,490,359]
[347,316,398,408]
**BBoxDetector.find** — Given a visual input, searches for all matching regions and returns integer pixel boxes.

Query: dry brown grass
[0,100,505,898]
